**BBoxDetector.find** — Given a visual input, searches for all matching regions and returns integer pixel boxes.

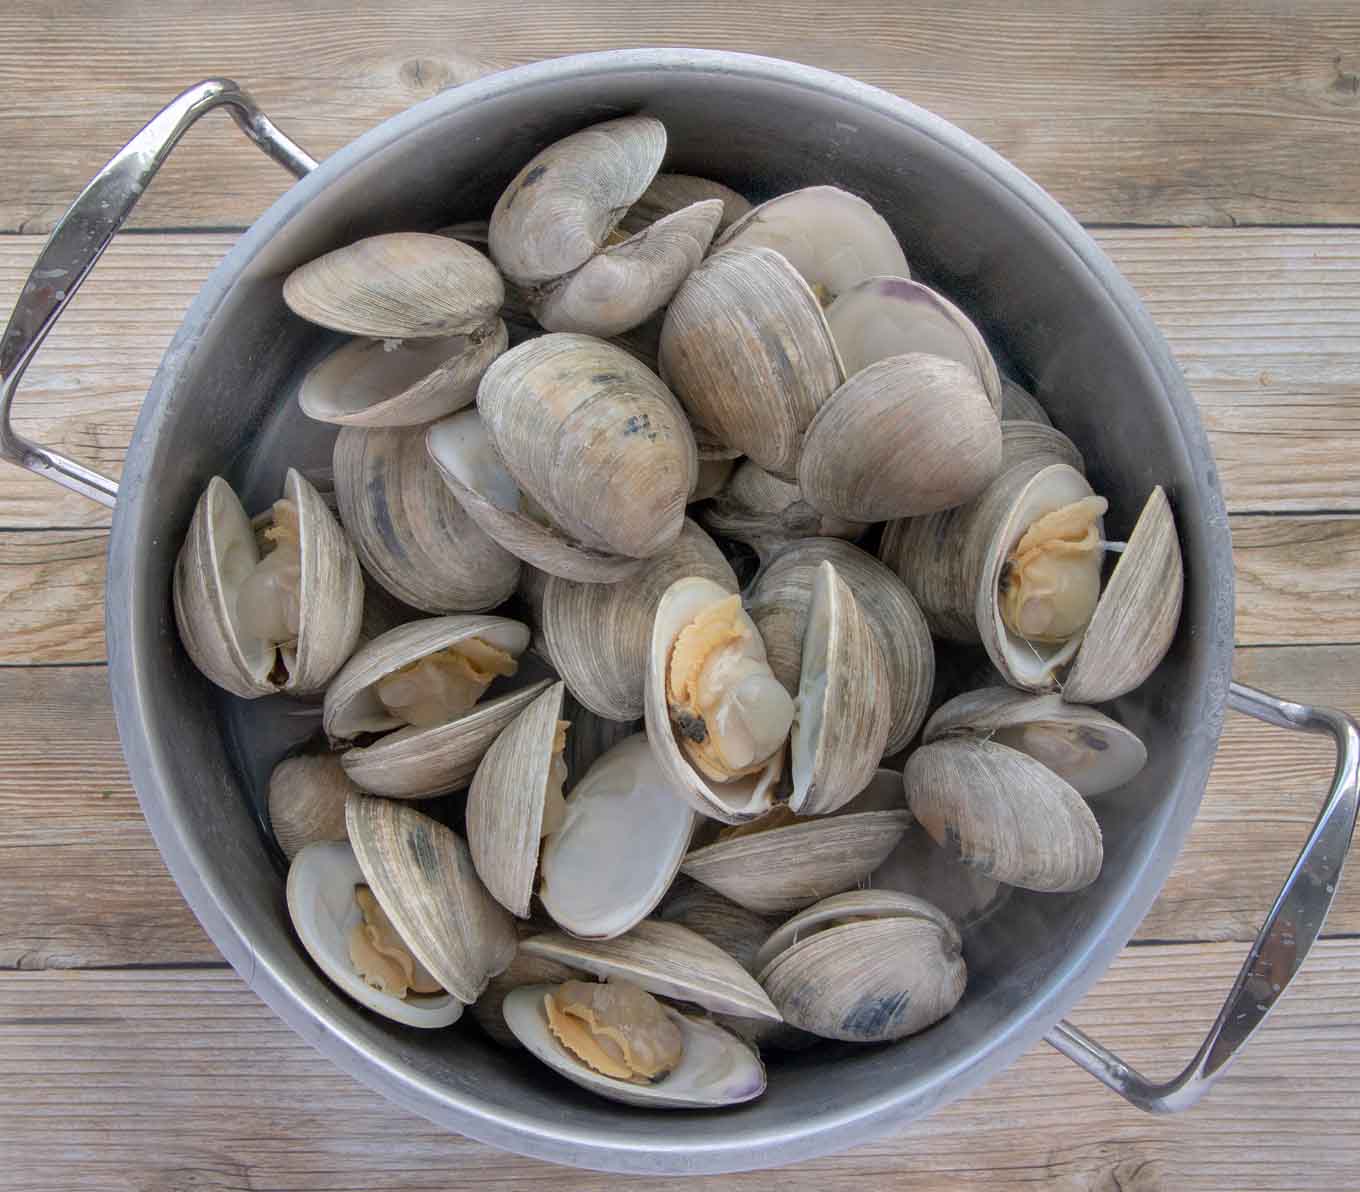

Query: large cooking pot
[3,51,1356,1175]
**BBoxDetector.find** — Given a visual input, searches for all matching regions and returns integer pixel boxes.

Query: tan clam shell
[1000,378,1052,425]
[173,469,363,699]
[799,353,1003,523]
[426,409,646,584]
[1063,486,1183,704]
[619,173,752,235]
[539,519,737,721]
[467,681,567,918]
[345,793,516,1004]
[268,753,355,860]
[477,333,697,560]
[297,321,508,428]
[489,115,666,287]
[468,948,581,1048]
[690,455,738,503]
[520,919,781,1021]
[283,233,503,339]
[903,738,1103,893]
[534,200,723,337]
[746,538,933,756]
[333,424,520,613]
[659,245,844,480]
[789,562,892,816]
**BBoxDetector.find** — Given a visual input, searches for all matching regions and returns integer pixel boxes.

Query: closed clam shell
[619,173,752,235]
[746,538,933,756]
[174,468,363,699]
[333,424,520,613]
[659,245,844,480]
[825,276,1001,411]
[520,919,781,1021]
[789,562,892,816]
[489,115,667,287]
[799,353,1003,523]
[283,233,504,339]
[477,333,697,560]
[535,200,723,337]
[714,186,909,300]
[756,890,965,1043]
[298,322,508,428]
[1063,486,1183,704]
[924,687,1148,798]
[1000,378,1052,425]
[427,409,646,584]
[904,738,1103,893]
[345,794,516,1005]
[269,753,356,860]
[540,519,737,721]
[469,948,580,1049]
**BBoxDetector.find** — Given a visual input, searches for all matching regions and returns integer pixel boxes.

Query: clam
[476,334,697,561]
[755,890,966,1043]
[690,455,738,503]
[427,409,647,584]
[681,768,911,915]
[174,469,363,699]
[333,424,520,613]
[659,245,844,480]
[644,575,793,824]
[825,276,1002,411]
[788,562,892,815]
[268,753,356,860]
[283,232,504,339]
[618,173,752,235]
[324,615,549,799]
[1000,378,1052,426]
[746,538,934,756]
[297,321,508,427]
[798,353,1003,523]
[489,115,667,287]
[538,519,737,721]
[469,945,581,1049]
[346,793,516,1003]
[903,738,1103,892]
[502,982,765,1108]
[871,823,1012,934]
[714,186,909,302]
[286,840,464,1028]
[923,687,1147,798]
[697,459,867,564]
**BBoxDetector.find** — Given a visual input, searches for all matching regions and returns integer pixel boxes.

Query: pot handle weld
[1046,680,1360,1112]
[0,78,316,508]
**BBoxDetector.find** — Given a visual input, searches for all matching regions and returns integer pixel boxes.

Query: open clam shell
[903,738,1103,893]
[825,276,1002,411]
[503,985,766,1109]
[333,424,520,613]
[269,753,356,860]
[346,794,516,1005]
[489,115,667,287]
[520,919,781,1021]
[284,233,504,339]
[1063,486,1183,704]
[174,469,363,699]
[789,562,892,816]
[714,186,909,300]
[659,245,844,481]
[286,840,465,1028]
[924,687,1147,798]
[298,322,508,428]
[799,353,1003,523]
[619,173,752,236]
[538,734,697,938]
[746,538,934,756]
[1000,378,1052,425]
[476,333,697,561]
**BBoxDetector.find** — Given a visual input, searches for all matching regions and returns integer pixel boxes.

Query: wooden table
[3,4,1358,1187]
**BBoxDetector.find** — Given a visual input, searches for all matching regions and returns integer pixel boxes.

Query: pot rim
[107,48,1234,1173]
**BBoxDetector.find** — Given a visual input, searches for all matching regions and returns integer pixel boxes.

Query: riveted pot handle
[0,79,316,508]
[1047,680,1360,1112]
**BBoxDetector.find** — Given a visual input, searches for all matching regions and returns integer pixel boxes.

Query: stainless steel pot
[3,51,1356,1175]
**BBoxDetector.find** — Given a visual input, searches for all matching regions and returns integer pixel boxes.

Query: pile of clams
[174,113,1183,1111]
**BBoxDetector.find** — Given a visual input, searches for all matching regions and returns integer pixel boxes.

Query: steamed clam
[268,752,356,860]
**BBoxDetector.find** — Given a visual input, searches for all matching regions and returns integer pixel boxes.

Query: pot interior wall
[116,58,1231,1164]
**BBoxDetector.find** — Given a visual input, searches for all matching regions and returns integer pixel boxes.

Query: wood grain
[1,943,1356,1189]
[3,2,1360,234]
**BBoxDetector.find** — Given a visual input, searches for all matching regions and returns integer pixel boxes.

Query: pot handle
[0,79,316,508]
[1046,679,1360,1112]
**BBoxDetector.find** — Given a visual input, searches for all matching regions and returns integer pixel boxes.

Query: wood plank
[0,943,1355,1189]
[0,530,107,664]
[3,2,1360,234]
